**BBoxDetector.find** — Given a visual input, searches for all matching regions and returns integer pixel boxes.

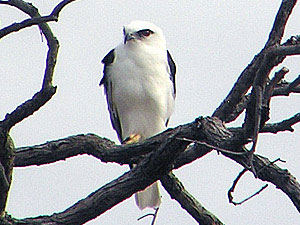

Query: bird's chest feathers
[113,46,171,100]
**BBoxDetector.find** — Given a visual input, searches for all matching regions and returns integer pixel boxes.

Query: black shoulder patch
[100,49,115,86]
[167,50,176,95]
[102,49,115,65]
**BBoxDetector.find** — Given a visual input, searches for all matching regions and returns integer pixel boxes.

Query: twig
[137,207,159,225]
[231,184,268,206]
[228,169,247,203]
[177,137,247,156]
[228,169,268,206]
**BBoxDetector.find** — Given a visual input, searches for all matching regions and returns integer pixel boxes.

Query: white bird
[100,21,176,210]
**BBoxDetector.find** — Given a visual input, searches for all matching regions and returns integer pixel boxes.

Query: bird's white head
[123,21,166,48]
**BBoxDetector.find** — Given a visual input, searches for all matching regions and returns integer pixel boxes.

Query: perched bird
[100,21,176,210]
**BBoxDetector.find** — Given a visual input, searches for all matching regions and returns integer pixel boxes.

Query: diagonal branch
[161,172,224,225]
[1,87,56,131]
[265,0,298,47]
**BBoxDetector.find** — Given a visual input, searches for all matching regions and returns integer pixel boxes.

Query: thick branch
[6,132,190,224]
[161,172,224,225]
[13,119,204,167]
[13,116,300,215]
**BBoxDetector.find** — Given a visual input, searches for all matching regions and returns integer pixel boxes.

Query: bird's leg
[122,134,142,144]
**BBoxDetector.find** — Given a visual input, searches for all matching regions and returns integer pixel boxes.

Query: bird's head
[123,21,166,48]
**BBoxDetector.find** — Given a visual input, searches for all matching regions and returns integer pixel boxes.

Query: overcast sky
[1,1,300,224]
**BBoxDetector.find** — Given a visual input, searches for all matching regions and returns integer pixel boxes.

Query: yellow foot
[122,134,142,144]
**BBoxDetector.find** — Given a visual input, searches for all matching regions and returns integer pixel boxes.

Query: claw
[122,134,142,144]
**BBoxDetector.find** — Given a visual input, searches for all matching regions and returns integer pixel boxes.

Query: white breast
[108,43,174,140]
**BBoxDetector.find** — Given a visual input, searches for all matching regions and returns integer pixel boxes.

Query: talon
[122,134,142,144]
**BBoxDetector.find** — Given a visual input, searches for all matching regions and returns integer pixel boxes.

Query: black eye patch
[137,29,154,37]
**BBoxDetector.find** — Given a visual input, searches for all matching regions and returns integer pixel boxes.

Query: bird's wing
[167,50,176,97]
[100,49,123,141]
[166,50,176,126]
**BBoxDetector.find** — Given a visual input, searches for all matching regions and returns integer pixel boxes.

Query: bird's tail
[135,181,161,210]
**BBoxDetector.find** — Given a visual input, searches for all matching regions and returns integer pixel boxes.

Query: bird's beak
[124,33,135,44]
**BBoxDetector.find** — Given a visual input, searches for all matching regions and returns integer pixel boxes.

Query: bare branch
[0,0,77,131]
[231,184,268,206]
[268,44,300,56]
[265,0,298,47]
[0,16,57,39]
[228,169,269,206]
[213,0,298,122]
[228,169,247,203]
[0,0,75,219]
[264,67,289,104]
[229,112,300,135]
[1,87,56,131]
[287,75,300,91]
[7,132,190,224]
[272,81,300,96]
[13,117,236,167]
[12,116,300,215]
[226,153,300,213]
[161,172,224,225]
[261,113,300,133]
[0,0,75,39]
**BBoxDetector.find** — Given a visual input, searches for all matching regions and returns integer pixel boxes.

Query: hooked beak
[124,32,135,44]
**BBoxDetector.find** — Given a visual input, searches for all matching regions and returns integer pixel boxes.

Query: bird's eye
[137,29,153,37]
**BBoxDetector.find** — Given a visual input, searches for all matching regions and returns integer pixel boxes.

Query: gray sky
[1,1,300,224]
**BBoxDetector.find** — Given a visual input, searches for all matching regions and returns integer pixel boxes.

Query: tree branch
[1,87,56,131]
[0,0,75,38]
[6,132,190,224]
[260,112,300,133]
[0,0,76,220]
[12,116,300,217]
[161,172,224,225]
[212,0,298,122]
